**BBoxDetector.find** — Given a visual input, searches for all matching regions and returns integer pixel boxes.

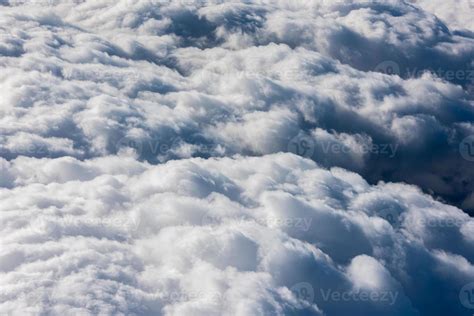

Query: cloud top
[1,1,474,315]
[1,153,473,315]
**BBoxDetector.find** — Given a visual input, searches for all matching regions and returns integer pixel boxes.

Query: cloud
[1,1,474,315]
[0,153,473,315]
[411,0,474,32]
[1,0,473,211]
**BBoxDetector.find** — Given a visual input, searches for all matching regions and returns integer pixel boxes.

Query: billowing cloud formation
[1,153,473,315]
[1,0,473,211]
[1,1,474,315]
[412,0,474,32]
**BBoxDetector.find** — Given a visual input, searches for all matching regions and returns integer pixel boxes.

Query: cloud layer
[1,0,474,315]
[1,153,473,315]
[1,0,473,211]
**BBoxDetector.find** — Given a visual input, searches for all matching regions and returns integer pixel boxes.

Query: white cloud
[1,1,474,314]
[411,0,474,32]
[1,1,473,209]
[0,153,473,314]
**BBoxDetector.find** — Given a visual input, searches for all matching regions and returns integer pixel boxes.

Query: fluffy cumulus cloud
[1,0,474,211]
[0,0,473,315]
[1,153,474,315]
[411,0,474,32]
